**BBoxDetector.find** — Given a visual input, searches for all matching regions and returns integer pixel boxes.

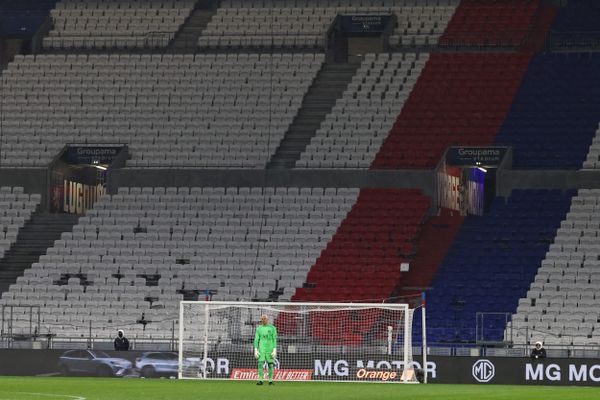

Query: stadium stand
[295,188,429,302]
[0,53,323,168]
[0,0,57,37]
[371,53,530,169]
[0,0,598,358]
[200,0,458,50]
[296,52,427,168]
[551,0,600,48]
[0,187,40,260]
[0,187,358,339]
[423,190,574,344]
[274,188,430,345]
[509,189,600,346]
[44,0,196,49]
[495,53,600,169]
[440,0,540,47]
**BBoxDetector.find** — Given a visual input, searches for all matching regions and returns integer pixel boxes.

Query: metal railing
[546,31,600,50]
[42,31,177,51]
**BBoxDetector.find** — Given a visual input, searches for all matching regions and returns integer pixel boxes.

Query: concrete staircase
[266,61,361,169]
[0,212,79,294]
[393,215,464,304]
[168,1,218,53]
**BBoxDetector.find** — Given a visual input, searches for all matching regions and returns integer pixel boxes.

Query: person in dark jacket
[114,329,130,351]
[530,341,546,360]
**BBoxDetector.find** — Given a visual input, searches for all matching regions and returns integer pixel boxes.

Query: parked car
[58,349,132,377]
[135,352,179,378]
[135,352,201,378]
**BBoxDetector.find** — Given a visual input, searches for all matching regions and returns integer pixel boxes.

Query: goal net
[178,301,418,383]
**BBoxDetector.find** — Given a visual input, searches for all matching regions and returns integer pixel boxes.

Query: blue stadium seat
[413,190,573,344]
[495,53,600,169]
[0,0,57,37]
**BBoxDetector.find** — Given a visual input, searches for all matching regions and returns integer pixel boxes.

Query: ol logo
[472,359,495,383]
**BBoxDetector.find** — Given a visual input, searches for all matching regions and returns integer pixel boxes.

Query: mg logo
[472,359,495,383]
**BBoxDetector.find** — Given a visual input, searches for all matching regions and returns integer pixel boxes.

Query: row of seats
[0,0,57,37]
[510,189,600,345]
[372,53,531,168]
[0,187,359,339]
[44,0,196,49]
[288,188,429,344]
[422,190,574,344]
[0,187,40,259]
[0,53,323,168]
[496,53,600,169]
[298,52,427,168]
[200,0,457,49]
[440,0,539,47]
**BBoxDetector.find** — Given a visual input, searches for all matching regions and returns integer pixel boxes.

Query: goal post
[178,301,422,383]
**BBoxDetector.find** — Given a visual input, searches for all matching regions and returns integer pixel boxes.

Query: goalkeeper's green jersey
[254,323,277,352]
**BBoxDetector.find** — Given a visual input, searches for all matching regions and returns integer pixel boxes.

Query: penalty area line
[11,392,86,400]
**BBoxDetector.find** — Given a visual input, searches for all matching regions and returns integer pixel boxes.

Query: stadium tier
[0,0,600,360]
[440,0,540,47]
[510,189,600,347]
[422,190,574,344]
[0,188,40,260]
[0,0,57,37]
[496,53,600,169]
[297,52,427,168]
[1,53,322,168]
[552,0,600,47]
[371,53,530,169]
[44,0,196,49]
[201,0,458,50]
[295,188,429,302]
[0,187,364,339]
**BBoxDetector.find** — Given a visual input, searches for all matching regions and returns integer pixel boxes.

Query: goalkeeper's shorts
[258,352,274,363]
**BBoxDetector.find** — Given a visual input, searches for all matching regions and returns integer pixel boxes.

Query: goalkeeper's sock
[268,362,274,382]
[258,362,264,381]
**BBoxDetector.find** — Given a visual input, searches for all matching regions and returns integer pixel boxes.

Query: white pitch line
[12,392,86,400]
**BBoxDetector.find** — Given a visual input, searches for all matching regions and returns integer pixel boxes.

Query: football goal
[178,301,425,383]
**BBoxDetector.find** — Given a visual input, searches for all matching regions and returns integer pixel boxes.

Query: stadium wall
[107,169,436,196]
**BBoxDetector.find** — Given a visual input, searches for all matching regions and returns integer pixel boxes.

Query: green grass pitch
[0,377,599,400]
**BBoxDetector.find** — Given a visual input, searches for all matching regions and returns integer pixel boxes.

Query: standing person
[253,314,277,385]
[114,329,130,351]
[530,341,546,360]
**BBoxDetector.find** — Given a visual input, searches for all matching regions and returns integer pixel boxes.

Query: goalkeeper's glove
[271,349,277,358]
[254,348,260,359]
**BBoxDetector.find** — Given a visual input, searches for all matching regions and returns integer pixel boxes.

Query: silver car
[58,349,132,377]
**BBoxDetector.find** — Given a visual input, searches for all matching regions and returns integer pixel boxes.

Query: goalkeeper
[253,314,278,385]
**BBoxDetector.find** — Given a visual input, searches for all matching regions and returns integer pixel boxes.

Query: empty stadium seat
[200,0,458,50]
[0,187,40,259]
[551,0,600,48]
[371,53,531,169]
[440,0,540,47]
[44,0,195,49]
[0,187,358,339]
[422,190,574,344]
[297,52,428,168]
[510,189,600,346]
[496,53,600,169]
[0,53,323,168]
